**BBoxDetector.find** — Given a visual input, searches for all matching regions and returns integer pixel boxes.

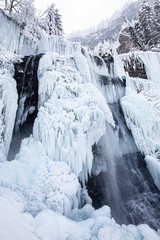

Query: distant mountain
[68,0,154,49]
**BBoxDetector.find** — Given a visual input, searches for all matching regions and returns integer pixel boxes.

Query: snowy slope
[68,0,154,49]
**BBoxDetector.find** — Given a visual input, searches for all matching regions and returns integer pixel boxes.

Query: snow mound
[0,190,160,240]
[0,137,80,216]
[34,52,114,184]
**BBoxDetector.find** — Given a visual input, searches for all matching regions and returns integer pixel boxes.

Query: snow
[34,52,114,184]
[0,190,160,240]
[0,137,80,216]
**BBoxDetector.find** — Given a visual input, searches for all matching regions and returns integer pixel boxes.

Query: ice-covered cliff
[0,13,160,238]
[113,51,160,190]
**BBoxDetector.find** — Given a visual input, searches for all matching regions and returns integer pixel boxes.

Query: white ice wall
[34,52,114,184]
[114,51,160,189]
[0,70,18,161]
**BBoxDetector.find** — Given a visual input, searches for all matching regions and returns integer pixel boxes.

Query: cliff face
[116,28,134,54]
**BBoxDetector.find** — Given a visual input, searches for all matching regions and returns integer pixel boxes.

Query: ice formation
[114,51,160,189]
[0,189,160,240]
[34,52,114,184]
[0,137,80,216]
[0,9,160,236]
[0,70,18,162]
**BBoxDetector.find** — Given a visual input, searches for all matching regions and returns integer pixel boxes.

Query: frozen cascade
[113,51,160,189]
[0,70,18,162]
[86,53,160,229]
[8,54,43,161]
[33,52,114,184]
[0,33,160,238]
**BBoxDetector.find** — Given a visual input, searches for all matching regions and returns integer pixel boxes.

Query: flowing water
[87,57,160,229]
[8,54,42,161]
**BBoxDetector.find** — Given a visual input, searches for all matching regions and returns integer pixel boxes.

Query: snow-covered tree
[41,3,63,36]
[43,3,56,35]
[12,0,36,27]
[153,0,160,45]
[3,0,22,12]
[55,9,63,35]
[138,1,154,47]
[118,0,160,52]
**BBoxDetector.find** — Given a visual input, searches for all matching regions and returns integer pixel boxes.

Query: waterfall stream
[87,56,160,230]
[8,54,42,161]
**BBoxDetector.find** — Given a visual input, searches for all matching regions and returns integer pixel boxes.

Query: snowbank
[0,189,160,240]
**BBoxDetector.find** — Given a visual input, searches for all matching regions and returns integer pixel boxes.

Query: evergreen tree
[138,1,154,47]
[44,3,56,35]
[55,9,63,36]
[153,0,160,45]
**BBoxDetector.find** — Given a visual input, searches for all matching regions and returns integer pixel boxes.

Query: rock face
[117,29,134,54]
[123,55,147,79]
[8,54,43,160]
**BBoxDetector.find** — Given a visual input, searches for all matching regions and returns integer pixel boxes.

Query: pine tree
[44,3,56,36]
[153,0,160,45]
[55,8,63,36]
[138,1,154,47]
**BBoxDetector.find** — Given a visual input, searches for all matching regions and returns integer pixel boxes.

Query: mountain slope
[68,0,154,49]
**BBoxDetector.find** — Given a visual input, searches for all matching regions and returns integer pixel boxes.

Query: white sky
[35,0,130,33]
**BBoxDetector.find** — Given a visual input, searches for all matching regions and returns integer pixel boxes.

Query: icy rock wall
[33,52,114,184]
[0,10,81,56]
[82,49,125,104]
[114,51,160,189]
[0,10,23,54]
[37,36,81,56]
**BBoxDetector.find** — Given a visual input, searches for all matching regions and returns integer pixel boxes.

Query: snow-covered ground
[1,190,160,240]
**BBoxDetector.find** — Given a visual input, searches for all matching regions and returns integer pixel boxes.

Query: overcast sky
[35,0,130,33]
